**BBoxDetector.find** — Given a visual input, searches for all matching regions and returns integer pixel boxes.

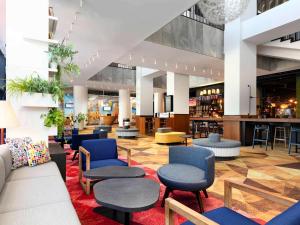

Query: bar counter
[190,117,300,147]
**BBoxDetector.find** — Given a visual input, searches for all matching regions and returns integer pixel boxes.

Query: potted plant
[6,74,64,107]
[41,108,64,137]
[49,43,80,82]
[75,113,87,130]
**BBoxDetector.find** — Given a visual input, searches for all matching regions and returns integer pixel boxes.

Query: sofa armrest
[117,145,132,167]
[79,146,90,171]
[165,198,219,225]
[224,179,297,208]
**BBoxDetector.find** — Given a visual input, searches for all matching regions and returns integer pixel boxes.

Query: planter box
[47,126,57,136]
[21,92,58,108]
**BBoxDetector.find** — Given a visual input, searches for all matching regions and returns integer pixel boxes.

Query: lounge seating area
[1,0,300,224]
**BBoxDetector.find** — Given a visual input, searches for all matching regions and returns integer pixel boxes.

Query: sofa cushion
[157,164,207,191]
[6,162,60,182]
[6,137,32,169]
[26,142,51,167]
[181,207,260,225]
[0,144,12,178]
[0,201,80,225]
[266,201,300,225]
[0,176,70,213]
[0,157,5,192]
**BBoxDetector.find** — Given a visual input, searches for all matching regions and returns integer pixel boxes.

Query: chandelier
[198,0,250,25]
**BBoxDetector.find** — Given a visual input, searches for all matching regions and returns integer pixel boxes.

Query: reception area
[1,0,300,225]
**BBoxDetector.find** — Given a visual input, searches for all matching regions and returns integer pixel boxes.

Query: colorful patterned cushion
[26,142,51,167]
[6,137,32,169]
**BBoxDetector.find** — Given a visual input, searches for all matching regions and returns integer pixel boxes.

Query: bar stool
[288,126,300,155]
[273,126,287,148]
[252,124,270,151]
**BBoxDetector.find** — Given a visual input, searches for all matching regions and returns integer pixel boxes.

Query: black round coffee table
[84,166,145,180]
[93,178,160,225]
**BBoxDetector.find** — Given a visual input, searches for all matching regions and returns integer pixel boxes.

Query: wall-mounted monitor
[165,95,173,112]
[65,103,74,108]
[103,106,112,111]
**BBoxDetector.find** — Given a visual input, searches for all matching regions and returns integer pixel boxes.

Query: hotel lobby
[0,0,300,225]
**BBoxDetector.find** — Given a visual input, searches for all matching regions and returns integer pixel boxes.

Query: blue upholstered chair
[78,138,131,194]
[157,146,215,212]
[165,179,300,225]
[70,133,100,160]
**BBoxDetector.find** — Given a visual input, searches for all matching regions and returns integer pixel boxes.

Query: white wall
[0,0,6,54]
[136,67,154,116]
[73,85,88,116]
[6,0,51,143]
[118,89,130,127]
[167,72,189,114]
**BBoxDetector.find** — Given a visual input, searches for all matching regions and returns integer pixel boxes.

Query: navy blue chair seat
[82,159,128,171]
[181,201,300,225]
[158,164,207,191]
[181,207,260,225]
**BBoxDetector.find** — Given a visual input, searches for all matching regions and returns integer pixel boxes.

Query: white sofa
[0,144,81,225]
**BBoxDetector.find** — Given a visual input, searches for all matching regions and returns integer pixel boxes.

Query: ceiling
[117,41,224,80]
[50,0,199,85]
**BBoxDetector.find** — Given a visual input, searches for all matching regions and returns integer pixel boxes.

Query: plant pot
[50,61,57,70]
[78,121,84,130]
[47,126,57,136]
[21,92,58,108]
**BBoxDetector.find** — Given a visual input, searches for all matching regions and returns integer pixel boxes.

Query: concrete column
[154,92,164,114]
[136,67,155,116]
[166,72,189,114]
[73,85,88,116]
[224,1,257,115]
[118,89,131,127]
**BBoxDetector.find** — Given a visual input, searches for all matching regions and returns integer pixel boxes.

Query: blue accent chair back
[71,133,99,151]
[72,128,79,135]
[82,138,118,162]
[169,146,215,187]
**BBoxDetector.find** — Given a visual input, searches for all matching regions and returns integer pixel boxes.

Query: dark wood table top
[94,178,160,212]
[84,166,145,180]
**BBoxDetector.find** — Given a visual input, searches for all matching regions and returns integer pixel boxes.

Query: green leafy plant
[49,43,80,81]
[75,113,87,123]
[6,74,64,102]
[41,108,64,137]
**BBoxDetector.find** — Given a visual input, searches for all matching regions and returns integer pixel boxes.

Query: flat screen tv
[165,95,173,112]
[103,106,111,111]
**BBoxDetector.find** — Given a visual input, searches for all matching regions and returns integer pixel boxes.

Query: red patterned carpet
[65,150,265,225]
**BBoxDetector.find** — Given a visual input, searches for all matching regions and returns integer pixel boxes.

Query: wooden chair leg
[161,187,172,207]
[203,189,208,198]
[194,191,204,213]
[72,150,78,161]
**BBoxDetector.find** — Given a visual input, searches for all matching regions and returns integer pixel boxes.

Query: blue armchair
[79,138,131,194]
[70,133,100,161]
[157,146,215,212]
[166,179,299,225]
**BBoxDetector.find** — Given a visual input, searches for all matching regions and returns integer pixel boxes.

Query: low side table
[94,178,160,225]
[181,134,192,146]
[84,166,145,180]
[48,143,66,181]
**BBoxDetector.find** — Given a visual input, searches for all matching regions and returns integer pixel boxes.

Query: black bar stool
[288,126,300,155]
[252,124,270,151]
[197,122,208,138]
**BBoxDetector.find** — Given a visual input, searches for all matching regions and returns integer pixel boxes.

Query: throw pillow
[26,142,51,167]
[6,137,32,169]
